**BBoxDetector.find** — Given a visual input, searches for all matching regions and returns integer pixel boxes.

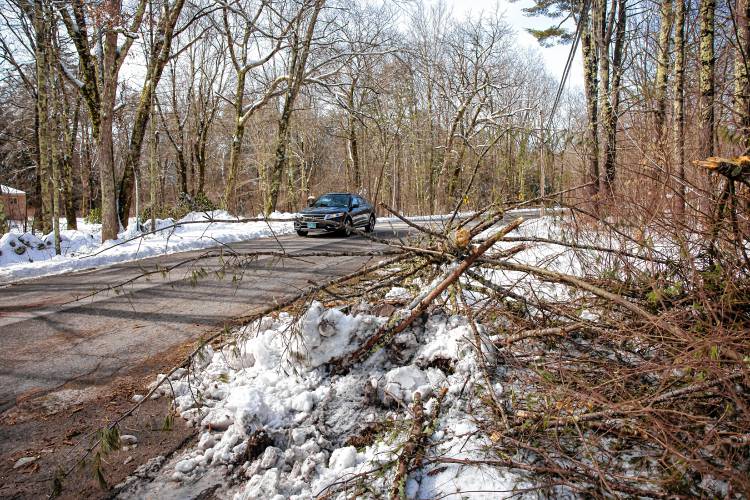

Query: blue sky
[446,0,584,89]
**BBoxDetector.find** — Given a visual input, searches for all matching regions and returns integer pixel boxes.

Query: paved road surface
[0,223,412,414]
[0,209,541,414]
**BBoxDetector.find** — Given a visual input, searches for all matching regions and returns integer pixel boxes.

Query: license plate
[307,222,316,229]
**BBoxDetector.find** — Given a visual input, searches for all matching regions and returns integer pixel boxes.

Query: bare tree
[116,0,189,227]
[59,0,148,241]
[263,0,324,215]
[220,0,290,212]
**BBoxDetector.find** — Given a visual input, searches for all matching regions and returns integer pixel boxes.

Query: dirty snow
[0,211,295,283]
[118,297,525,499]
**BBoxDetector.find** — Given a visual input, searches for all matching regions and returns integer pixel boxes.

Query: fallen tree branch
[496,323,585,347]
[379,202,449,240]
[65,249,404,305]
[330,218,524,374]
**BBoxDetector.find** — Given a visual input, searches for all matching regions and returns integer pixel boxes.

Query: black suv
[295,193,376,237]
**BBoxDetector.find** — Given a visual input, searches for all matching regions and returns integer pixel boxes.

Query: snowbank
[0,211,295,283]
[126,299,523,498]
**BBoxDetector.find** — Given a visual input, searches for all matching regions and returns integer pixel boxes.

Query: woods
[0,0,744,243]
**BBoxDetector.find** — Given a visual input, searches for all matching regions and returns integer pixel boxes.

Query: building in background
[1,185,27,229]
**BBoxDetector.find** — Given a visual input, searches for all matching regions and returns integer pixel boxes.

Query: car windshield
[312,194,350,208]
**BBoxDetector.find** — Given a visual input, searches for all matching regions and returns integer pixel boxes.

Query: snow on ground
[112,213,595,499]
[0,211,295,283]
[0,207,551,284]
[116,294,527,499]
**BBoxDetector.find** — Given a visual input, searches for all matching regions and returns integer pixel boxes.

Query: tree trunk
[176,148,188,197]
[50,98,62,255]
[595,0,612,195]
[62,93,80,230]
[150,97,158,230]
[264,0,323,215]
[581,5,599,197]
[222,70,247,212]
[699,0,716,159]
[346,85,361,191]
[99,24,122,242]
[735,0,750,154]
[602,0,626,193]
[59,0,148,242]
[655,0,673,143]
[32,108,46,234]
[33,0,52,235]
[673,0,687,217]
[195,130,207,195]
[266,99,293,215]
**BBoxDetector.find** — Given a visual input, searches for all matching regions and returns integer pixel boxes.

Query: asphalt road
[0,223,413,414]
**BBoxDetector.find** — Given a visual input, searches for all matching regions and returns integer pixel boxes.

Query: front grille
[301,214,326,223]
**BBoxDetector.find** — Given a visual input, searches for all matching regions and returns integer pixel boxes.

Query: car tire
[296,230,308,237]
[365,215,375,233]
[342,217,353,237]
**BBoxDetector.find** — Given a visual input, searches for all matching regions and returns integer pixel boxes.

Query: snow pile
[0,211,295,282]
[0,231,95,265]
[131,300,522,499]
[468,214,672,307]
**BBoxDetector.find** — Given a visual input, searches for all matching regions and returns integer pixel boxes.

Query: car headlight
[324,212,345,220]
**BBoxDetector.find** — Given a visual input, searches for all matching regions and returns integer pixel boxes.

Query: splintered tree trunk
[736,0,750,154]
[699,0,716,159]
[582,6,599,196]
[655,0,673,143]
[674,0,687,217]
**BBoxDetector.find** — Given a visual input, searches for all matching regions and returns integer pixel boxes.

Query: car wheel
[365,215,375,233]
[342,217,353,237]
[296,230,308,237]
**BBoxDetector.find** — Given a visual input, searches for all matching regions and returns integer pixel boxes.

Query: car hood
[300,206,348,215]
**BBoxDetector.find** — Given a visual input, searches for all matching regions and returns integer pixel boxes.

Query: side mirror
[307,197,315,207]
[351,202,359,209]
